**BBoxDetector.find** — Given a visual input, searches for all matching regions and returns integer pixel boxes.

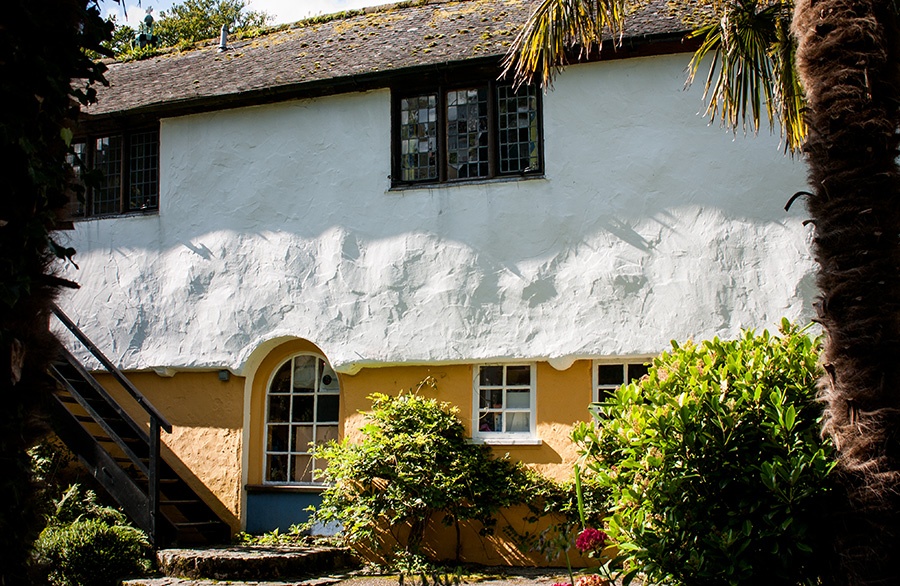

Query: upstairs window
[67,128,159,218]
[394,81,542,185]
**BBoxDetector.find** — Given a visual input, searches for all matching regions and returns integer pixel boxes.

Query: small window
[394,80,542,186]
[67,128,159,218]
[593,360,652,403]
[474,364,536,437]
[265,354,340,484]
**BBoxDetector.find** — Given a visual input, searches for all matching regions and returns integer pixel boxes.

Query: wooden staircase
[48,304,230,546]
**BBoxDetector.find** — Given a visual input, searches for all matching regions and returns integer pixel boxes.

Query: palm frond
[503,0,630,88]
[686,0,804,153]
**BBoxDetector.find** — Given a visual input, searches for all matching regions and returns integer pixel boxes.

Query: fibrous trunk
[792,0,900,583]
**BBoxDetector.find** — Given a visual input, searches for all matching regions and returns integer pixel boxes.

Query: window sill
[71,208,159,222]
[388,174,546,192]
[470,436,543,446]
[245,483,326,494]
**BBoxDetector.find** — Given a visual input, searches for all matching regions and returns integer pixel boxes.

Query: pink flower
[575,527,608,553]
[575,575,608,586]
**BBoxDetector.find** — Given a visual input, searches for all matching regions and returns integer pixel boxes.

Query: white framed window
[264,353,340,484]
[473,364,537,442]
[593,359,653,403]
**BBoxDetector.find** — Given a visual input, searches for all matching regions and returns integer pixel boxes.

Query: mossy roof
[86,0,686,118]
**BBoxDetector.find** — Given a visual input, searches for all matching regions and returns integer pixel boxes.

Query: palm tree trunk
[792,1,900,583]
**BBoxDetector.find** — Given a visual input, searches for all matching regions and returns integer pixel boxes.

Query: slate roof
[86,0,687,118]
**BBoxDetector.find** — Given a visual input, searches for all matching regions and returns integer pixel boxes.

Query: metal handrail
[50,303,172,432]
[50,302,170,544]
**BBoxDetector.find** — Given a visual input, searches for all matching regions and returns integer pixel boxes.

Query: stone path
[126,567,571,586]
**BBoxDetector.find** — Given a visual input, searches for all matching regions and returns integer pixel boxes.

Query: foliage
[504,0,806,152]
[0,1,111,582]
[309,378,529,567]
[234,524,312,546]
[34,484,152,586]
[101,14,137,57]
[505,468,608,565]
[575,321,835,586]
[155,0,271,48]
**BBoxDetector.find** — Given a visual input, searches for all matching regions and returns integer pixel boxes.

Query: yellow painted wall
[95,371,245,533]
[339,360,595,480]
[92,345,602,561]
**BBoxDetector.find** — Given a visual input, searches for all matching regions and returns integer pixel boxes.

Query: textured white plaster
[56,55,816,374]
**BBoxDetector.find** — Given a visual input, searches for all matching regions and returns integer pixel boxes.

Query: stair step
[155,546,357,581]
[161,500,202,506]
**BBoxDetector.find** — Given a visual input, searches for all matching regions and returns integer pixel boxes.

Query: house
[52,0,815,564]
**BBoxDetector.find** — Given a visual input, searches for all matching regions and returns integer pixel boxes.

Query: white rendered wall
[57,54,816,375]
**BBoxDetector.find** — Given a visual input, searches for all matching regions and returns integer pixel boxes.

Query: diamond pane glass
[93,136,122,215]
[66,143,86,217]
[400,94,438,181]
[446,88,489,179]
[497,84,540,174]
[129,130,158,210]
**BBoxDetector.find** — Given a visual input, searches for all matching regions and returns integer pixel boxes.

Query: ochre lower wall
[91,349,602,561]
[354,506,594,567]
[94,371,245,534]
[337,361,594,482]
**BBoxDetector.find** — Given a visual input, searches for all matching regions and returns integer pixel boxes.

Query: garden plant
[574,321,835,586]
[309,378,530,575]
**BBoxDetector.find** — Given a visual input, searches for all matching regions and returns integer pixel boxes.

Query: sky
[103,0,383,29]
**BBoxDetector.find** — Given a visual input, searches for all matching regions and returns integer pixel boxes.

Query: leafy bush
[34,485,151,586]
[309,378,528,565]
[506,467,608,565]
[574,321,835,586]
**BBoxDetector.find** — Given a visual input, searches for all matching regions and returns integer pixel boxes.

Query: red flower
[575,527,607,553]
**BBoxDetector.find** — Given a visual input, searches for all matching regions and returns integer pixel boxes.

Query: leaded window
[67,128,160,218]
[394,80,542,185]
[265,354,340,484]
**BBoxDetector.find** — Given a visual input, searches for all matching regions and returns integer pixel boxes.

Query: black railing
[50,303,172,544]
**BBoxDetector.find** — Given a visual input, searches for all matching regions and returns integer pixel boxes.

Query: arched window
[264,354,340,484]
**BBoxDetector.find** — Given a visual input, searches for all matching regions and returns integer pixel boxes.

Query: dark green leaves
[578,323,835,586]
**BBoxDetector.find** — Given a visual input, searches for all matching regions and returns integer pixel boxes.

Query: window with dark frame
[395,80,542,185]
[67,128,160,218]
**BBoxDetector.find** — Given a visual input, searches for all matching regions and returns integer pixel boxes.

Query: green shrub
[309,378,528,565]
[34,485,151,586]
[574,321,835,586]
